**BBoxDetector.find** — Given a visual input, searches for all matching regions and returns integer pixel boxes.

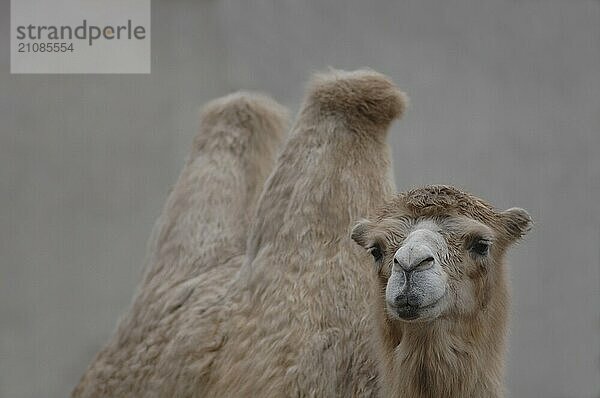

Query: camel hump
[306,68,408,128]
[198,91,289,142]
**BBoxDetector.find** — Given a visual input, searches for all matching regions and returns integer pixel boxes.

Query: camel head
[352,185,532,323]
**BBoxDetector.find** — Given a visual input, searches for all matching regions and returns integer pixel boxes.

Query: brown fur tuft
[194,91,289,153]
[376,185,532,245]
[306,68,407,129]
[199,91,289,130]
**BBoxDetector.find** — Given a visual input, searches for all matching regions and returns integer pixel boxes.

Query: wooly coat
[190,69,406,397]
[73,92,288,397]
[74,68,408,397]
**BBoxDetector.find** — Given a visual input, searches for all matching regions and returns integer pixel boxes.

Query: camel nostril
[407,294,421,307]
[414,256,435,271]
[394,294,408,307]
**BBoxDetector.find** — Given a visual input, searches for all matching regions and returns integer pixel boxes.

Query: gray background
[1,1,599,397]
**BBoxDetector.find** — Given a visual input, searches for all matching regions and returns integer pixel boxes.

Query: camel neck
[382,314,505,398]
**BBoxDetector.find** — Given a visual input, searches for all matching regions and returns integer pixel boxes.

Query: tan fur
[72,92,288,397]
[73,69,408,397]
[352,185,532,398]
[168,69,405,397]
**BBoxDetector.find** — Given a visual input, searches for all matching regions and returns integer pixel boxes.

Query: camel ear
[351,219,373,249]
[500,207,533,243]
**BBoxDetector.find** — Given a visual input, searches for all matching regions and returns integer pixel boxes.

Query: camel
[74,68,407,397]
[351,185,532,398]
[73,92,288,397]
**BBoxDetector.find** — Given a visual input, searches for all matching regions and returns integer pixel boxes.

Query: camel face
[366,214,498,322]
[352,185,532,323]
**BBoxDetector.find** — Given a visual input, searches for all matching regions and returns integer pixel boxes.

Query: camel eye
[368,245,383,262]
[470,239,490,256]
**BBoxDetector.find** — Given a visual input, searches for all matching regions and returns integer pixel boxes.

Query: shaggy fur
[74,68,407,397]
[352,185,532,398]
[161,68,406,397]
[72,92,288,397]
